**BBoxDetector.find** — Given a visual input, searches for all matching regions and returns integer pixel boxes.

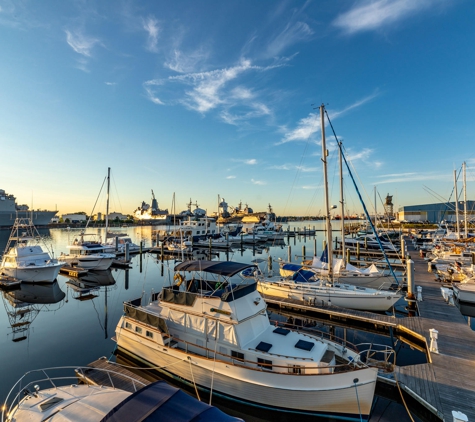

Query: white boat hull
[257,280,401,311]
[116,330,376,420]
[60,255,114,270]
[453,283,475,304]
[1,263,63,283]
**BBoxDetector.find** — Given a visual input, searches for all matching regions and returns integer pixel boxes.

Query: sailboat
[255,104,402,312]
[59,168,116,270]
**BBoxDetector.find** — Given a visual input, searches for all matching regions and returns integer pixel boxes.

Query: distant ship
[134,189,170,222]
[0,189,57,227]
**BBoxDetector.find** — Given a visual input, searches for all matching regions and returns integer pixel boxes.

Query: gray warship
[0,189,57,227]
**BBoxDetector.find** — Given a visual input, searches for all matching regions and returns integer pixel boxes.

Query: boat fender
[174,273,185,287]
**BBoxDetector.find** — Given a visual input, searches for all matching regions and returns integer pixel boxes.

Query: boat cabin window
[125,322,132,329]
[257,358,272,370]
[288,365,304,374]
[135,326,143,334]
[146,330,153,338]
[231,350,244,361]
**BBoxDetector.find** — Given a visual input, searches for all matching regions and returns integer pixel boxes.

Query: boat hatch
[256,341,272,352]
[295,340,314,351]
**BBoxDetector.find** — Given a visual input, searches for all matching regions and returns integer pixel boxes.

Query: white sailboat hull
[116,329,377,420]
[257,280,401,311]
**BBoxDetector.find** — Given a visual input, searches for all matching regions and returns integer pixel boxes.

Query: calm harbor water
[0,221,445,421]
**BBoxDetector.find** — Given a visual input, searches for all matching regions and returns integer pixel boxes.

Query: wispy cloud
[144,58,282,124]
[226,175,236,179]
[65,29,100,57]
[266,21,313,57]
[164,48,209,73]
[105,82,116,86]
[333,0,434,35]
[277,113,319,145]
[268,164,317,172]
[251,179,266,185]
[374,171,449,184]
[278,94,380,145]
[142,16,160,52]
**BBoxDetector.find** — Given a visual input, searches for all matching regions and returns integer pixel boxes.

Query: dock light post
[417,286,423,302]
[429,328,439,354]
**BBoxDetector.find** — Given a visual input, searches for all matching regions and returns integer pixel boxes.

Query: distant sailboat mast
[339,140,345,265]
[463,162,468,238]
[320,104,333,278]
[454,169,460,240]
[105,167,110,241]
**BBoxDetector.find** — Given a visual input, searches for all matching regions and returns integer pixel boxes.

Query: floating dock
[264,238,475,421]
[59,265,88,277]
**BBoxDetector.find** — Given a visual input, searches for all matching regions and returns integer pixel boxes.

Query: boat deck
[264,238,475,421]
[79,356,151,392]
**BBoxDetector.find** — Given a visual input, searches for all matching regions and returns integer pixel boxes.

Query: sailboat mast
[463,162,468,238]
[105,167,110,239]
[339,140,345,264]
[454,169,460,240]
[320,105,333,277]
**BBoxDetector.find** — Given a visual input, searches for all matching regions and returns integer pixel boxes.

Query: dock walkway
[264,238,475,421]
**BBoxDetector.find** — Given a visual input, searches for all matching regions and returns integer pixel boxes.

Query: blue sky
[1,0,474,217]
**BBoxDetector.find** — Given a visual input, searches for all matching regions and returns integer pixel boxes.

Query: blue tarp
[100,380,242,422]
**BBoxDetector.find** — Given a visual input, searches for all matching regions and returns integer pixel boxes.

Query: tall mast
[320,105,333,278]
[454,169,460,240]
[105,167,110,240]
[339,140,345,265]
[463,162,468,238]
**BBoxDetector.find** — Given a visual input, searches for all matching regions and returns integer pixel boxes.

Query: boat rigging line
[324,108,399,284]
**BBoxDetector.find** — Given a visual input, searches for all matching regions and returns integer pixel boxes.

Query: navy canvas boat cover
[100,380,242,422]
[174,260,255,277]
[282,264,316,283]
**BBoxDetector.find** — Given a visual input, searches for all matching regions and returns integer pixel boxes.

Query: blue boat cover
[174,260,255,277]
[282,264,316,283]
[100,380,242,422]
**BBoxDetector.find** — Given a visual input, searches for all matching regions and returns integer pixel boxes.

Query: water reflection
[1,281,65,342]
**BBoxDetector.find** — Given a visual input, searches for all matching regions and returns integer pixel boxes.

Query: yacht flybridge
[115,260,379,421]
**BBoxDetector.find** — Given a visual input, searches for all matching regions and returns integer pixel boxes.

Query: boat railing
[159,333,367,374]
[353,343,395,372]
[269,318,364,355]
[2,364,147,422]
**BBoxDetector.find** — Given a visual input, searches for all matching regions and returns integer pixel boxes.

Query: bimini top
[101,380,242,422]
[174,260,255,277]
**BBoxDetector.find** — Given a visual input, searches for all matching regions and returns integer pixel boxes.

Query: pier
[263,237,475,421]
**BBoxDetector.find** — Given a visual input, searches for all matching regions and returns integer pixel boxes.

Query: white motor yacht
[114,260,380,421]
[2,364,240,422]
[0,218,65,283]
[60,233,115,270]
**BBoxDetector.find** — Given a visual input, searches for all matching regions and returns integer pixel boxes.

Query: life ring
[174,273,185,287]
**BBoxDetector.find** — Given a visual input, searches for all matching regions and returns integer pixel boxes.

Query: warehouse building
[397,201,475,223]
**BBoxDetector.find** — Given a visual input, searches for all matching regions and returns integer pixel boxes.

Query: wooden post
[407,259,415,300]
[288,245,291,262]
[356,242,360,260]
[125,242,130,261]
[346,248,351,265]
[302,245,306,260]
[314,237,317,256]
[401,237,406,260]
[268,255,272,272]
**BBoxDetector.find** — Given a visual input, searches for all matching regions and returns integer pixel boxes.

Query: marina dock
[264,238,475,421]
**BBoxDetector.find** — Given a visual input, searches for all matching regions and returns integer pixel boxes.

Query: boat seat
[321,349,335,364]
